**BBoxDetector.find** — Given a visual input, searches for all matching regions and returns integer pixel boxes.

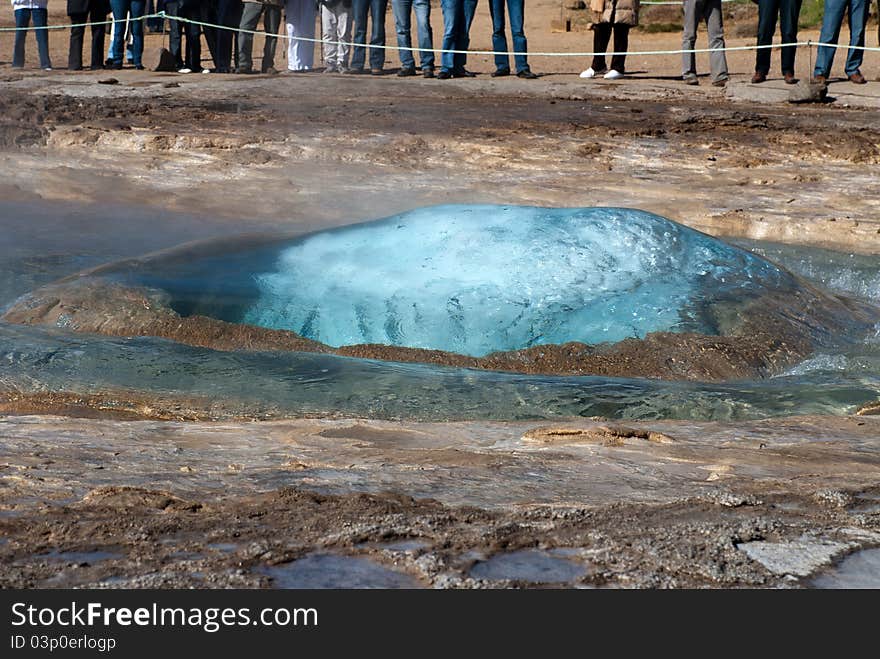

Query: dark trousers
[69,7,108,69]
[237,2,281,72]
[351,0,388,71]
[755,0,802,75]
[590,22,629,74]
[206,0,242,71]
[164,0,185,68]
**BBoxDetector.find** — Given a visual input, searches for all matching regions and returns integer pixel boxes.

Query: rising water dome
[242,205,787,356]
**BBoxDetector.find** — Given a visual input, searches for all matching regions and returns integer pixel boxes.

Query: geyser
[242,206,785,356]
[4,205,877,382]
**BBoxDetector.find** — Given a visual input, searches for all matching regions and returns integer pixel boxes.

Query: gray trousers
[681,0,729,81]
[238,2,282,72]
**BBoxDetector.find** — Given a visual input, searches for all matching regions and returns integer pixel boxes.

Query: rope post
[808,40,812,80]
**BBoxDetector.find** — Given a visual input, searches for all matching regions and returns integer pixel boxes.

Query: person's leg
[368,0,387,70]
[31,9,51,69]
[813,0,846,77]
[237,1,261,71]
[609,23,629,74]
[213,0,233,70]
[322,5,338,66]
[459,0,476,71]
[165,0,184,69]
[392,0,416,70]
[287,0,316,70]
[705,0,728,81]
[350,0,368,70]
[338,6,352,68]
[230,0,243,66]
[843,0,869,75]
[489,0,509,73]
[754,0,778,75]
[778,0,801,75]
[412,0,433,70]
[129,0,145,67]
[439,0,461,74]
[681,0,700,76]
[69,12,88,70]
[13,9,29,68]
[182,4,202,70]
[590,22,611,73]
[262,5,280,71]
[89,2,108,69]
[508,0,528,73]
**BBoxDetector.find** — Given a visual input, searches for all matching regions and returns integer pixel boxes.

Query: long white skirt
[286,0,317,71]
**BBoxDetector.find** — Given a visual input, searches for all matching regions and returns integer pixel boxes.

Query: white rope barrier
[3,12,880,59]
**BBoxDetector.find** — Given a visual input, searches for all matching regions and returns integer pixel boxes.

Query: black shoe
[134,65,145,71]
[89,64,104,71]
[343,67,364,74]
[437,70,451,79]
[452,69,476,78]
[398,67,416,77]
[110,62,123,70]
[516,69,538,79]
[423,68,435,78]
[491,68,510,77]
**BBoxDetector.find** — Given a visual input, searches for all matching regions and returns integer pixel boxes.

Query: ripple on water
[259,553,422,589]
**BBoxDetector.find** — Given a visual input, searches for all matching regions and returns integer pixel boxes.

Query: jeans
[813,0,870,76]
[13,9,51,69]
[682,0,728,81]
[238,1,281,71]
[392,0,433,70]
[590,23,629,74]
[755,0,801,75]
[489,0,527,73]
[351,0,388,70]
[69,5,108,70]
[109,0,145,66]
[164,0,185,68]
[439,0,476,73]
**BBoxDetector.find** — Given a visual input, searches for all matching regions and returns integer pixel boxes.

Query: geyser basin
[3,205,877,382]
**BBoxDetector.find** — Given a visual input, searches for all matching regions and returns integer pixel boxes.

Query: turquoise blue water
[1,202,878,422]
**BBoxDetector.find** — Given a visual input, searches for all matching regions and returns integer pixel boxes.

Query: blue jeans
[489,0,528,73]
[13,9,52,69]
[109,0,146,66]
[755,0,801,75]
[392,0,434,70]
[351,0,388,70]
[813,0,869,76]
[440,0,477,73]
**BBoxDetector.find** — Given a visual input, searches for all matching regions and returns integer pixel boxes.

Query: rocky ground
[0,14,879,588]
[1,414,879,588]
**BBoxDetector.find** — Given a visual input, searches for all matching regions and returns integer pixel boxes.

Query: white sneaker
[579,67,598,79]
[201,68,211,74]
[177,67,192,74]
[603,69,623,80]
